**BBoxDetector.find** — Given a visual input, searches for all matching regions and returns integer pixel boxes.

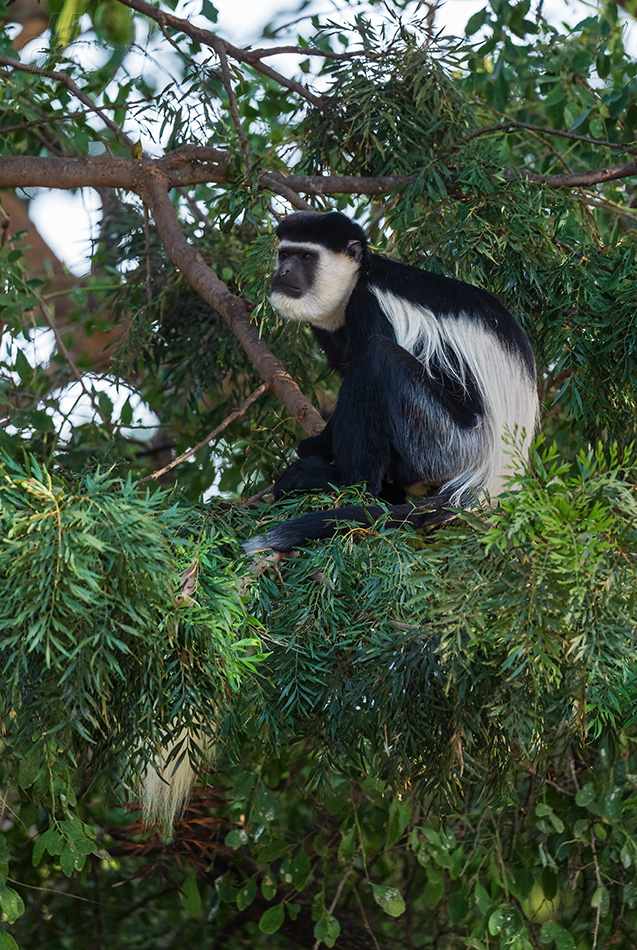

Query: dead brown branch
[137,384,267,484]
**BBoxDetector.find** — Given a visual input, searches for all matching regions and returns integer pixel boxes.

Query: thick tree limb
[2,152,634,199]
[0,154,417,195]
[138,176,324,434]
[261,170,418,195]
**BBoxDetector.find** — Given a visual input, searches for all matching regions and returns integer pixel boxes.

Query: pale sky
[21,0,637,275]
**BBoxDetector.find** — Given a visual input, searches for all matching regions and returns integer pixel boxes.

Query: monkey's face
[270,241,361,331]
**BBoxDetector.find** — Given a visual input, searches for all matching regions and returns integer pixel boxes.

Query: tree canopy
[0,0,636,947]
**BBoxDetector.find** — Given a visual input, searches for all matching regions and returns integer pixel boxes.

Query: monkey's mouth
[271,283,304,298]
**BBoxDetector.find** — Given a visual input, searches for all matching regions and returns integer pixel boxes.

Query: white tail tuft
[141,727,213,830]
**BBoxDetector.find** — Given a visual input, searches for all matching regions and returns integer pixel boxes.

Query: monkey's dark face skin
[271,246,319,299]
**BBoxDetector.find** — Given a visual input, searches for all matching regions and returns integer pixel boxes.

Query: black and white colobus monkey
[244,211,539,554]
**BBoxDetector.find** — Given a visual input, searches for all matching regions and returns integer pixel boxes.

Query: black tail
[242,492,455,554]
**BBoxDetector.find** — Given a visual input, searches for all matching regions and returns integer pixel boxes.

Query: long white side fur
[374,288,539,501]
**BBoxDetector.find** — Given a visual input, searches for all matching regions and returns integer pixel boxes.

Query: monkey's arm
[272,456,342,500]
[273,336,481,502]
[297,419,334,460]
[330,334,482,494]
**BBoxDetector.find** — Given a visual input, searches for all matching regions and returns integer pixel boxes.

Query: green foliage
[0,452,261,812]
[1,0,637,946]
[232,443,636,790]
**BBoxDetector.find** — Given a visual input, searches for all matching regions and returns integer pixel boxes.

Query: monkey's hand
[272,457,342,501]
[297,424,333,460]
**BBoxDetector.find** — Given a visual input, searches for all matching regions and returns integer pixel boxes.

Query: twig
[0,203,9,248]
[260,173,316,212]
[242,483,275,505]
[590,830,603,950]
[143,205,153,300]
[138,384,267,484]
[0,56,135,150]
[5,877,101,904]
[466,119,637,155]
[248,45,378,62]
[113,0,334,118]
[157,19,199,67]
[0,99,148,135]
[211,37,252,172]
[311,863,355,950]
[568,750,581,791]
[352,884,383,950]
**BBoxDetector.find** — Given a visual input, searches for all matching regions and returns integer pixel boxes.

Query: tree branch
[113,0,331,116]
[137,175,324,434]
[0,55,135,149]
[248,45,378,62]
[4,150,634,195]
[137,383,267,484]
[38,303,112,429]
[0,154,418,196]
[0,98,148,135]
[514,160,637,187]
[209,37,252,171]
[466,120,637,154]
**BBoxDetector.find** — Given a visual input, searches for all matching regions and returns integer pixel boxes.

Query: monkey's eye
[279,251,288,260]
[302,253,312,260]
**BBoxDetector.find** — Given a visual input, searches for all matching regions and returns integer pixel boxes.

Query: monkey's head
[270,211,367,330]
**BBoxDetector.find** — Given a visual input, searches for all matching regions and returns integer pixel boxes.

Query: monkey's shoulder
[359,253,535,372]
[361,253,503,317]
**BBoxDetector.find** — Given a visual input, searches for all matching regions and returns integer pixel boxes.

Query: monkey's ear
[346,240,363,263]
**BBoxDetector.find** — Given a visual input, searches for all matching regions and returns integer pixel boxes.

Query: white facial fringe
[271,242,359,330]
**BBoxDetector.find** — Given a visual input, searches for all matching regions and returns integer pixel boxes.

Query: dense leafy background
[0,0,636,946]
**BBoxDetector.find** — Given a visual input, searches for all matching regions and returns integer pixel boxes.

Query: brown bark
[0,191,120,369]
[139,177,325,435]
